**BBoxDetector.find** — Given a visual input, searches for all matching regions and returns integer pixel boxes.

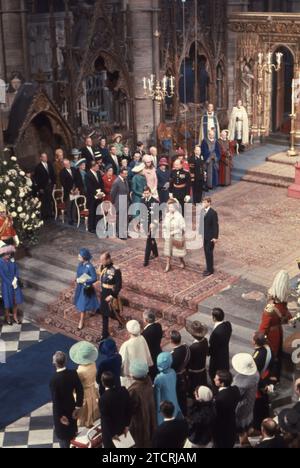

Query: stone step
[21,269,70,296]
[22,289,56,309]
[241,174,291,188]
[18,257,75,285]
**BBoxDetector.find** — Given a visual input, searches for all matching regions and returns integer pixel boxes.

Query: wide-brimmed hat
[0,241,16,257]
[279,407,300,434]
[159,158,169,167]
[126,320,141,336]
[130,360,149,379]
[112,133,122,142]
[69,341,99,365]
[94,151,103,161]
[75,158,86,168]
[71,148,81,157]
[196,386,213,402]
[232,353,257,376]
[186,321,208,340]
[132,162,145,174]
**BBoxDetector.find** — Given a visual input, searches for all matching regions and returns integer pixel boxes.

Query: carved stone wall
[228,13,300,140]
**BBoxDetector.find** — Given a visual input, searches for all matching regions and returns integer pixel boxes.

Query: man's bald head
[261,418,277,438]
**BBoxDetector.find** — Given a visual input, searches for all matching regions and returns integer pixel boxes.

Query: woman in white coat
[163,198,186,273]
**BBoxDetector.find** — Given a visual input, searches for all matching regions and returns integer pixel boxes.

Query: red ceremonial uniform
[0,215,17,242]
[259,302,292,357]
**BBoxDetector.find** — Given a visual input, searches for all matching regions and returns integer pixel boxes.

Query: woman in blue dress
[0,243,23,325]
[154,352,182,425]
[156,158,170,204]
[74,248,99,331]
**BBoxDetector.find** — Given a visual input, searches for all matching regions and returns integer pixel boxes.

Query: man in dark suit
[33,152,56,220]
[140,186,159,267]
[152,401,189,449]
[99,371,132,448]
[105,145,120,175]
[81,136,96,169]
[189,145,206,204]
[50,351,84,449]
[213,370,241,449]
[170,331,190,417]
[142,310,163,381]
[86,161,105,233]
[111,167,130,239]
[59,159,80,225]
[256,418,287,448]
[201,196,219,276]
[209,308,232,382]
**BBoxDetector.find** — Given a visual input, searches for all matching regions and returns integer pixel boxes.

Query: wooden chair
[52,188,65,223]
[75,195,89,231]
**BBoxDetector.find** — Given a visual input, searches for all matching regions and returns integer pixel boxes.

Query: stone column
[129,0,157,144]
[1,0,27,78]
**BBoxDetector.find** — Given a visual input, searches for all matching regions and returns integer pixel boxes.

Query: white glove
[184,195,191,203]
[12,277,18,289]
[169,193,174,199]
[13,235,20,247]
[76,278,85,284]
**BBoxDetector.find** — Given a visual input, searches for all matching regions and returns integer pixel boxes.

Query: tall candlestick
[292,79,295,114]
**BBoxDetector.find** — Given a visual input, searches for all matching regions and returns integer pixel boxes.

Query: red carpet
[41,249,239,348]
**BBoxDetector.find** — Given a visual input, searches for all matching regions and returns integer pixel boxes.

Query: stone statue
[241,61,254,117]
[1,72,24,131]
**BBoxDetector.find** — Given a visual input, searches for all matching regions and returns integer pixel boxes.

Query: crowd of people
[30,106,236,241]
[50,268,300,449]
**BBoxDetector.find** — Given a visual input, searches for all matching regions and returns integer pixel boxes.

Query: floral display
[0,155,43,245]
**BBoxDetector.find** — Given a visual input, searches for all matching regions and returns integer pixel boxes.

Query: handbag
[84,285,96,298]
[172,237,185,250]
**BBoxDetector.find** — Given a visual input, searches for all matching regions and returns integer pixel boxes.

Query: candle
[143,77,147,90]
[148,79,152,92]
[258,53,263,66]
[170,76,175,89]
[162,76,167,91]
[292,79,295,114]
[267,52,272,65]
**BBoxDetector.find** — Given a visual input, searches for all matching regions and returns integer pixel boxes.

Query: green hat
[69,341,98,365]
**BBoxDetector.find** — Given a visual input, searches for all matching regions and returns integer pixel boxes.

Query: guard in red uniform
[0,203,19,246]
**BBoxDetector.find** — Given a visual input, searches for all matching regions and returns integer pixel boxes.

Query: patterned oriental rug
[41,248,239,348]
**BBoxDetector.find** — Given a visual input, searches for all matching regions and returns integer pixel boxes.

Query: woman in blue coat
[154,352,182,425]
[0,243,23,325]
[74,248,99,331]
[156,158,170,204]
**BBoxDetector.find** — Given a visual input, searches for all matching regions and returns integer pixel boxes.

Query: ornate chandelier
[143,74,175,102]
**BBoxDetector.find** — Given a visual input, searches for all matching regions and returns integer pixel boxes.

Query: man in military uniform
[140,186,159,267]
[188,145,206,205]
[0,203,19,246]
[169,159,191,215]
[99,251,123,340]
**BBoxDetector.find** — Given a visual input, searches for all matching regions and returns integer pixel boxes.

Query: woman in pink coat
[143,155,158,199]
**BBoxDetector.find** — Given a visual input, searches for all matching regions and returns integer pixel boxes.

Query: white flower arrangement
[0,155,43,245]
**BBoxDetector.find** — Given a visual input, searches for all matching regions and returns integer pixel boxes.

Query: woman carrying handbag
[162,198,187,273]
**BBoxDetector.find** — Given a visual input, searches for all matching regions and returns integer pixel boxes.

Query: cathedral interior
[1,0,300,167]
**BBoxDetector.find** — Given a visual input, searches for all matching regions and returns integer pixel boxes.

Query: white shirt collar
[164,417,175,422]
[213,320,223,330]
[57,367,66,373]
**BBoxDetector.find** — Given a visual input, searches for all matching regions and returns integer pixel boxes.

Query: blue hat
[130,360,149,379]
[79,248,92,261]
[99,338,118,357]
[157,352,173,372]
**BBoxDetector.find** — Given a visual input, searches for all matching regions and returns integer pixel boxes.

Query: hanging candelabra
[143,74,175,102]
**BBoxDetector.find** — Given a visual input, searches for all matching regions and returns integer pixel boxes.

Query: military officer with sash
[98,251,124,340]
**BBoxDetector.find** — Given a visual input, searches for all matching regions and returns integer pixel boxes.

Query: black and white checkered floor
[0,320,60,448]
